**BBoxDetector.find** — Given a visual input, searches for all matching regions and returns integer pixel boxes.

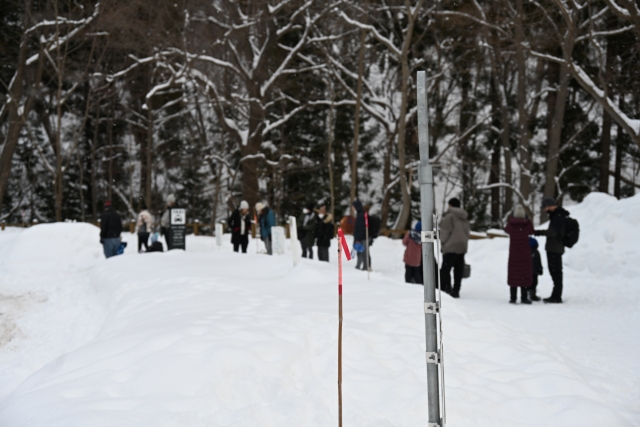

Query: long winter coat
[439,207,470,254]
[300,212,317,248]
[258,207,276,239]
[136,210,153,234]
[353,201,366,242]
[315,214,334,248]
[403,231,422,267]
[505,217,535,287]
[535,207,569,254]
[228,209,251,244]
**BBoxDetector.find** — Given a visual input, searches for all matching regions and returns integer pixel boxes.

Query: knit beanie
[514,205,526,219]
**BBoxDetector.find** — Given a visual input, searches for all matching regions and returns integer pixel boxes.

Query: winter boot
[543,296,563,304]
[529,285,540,301]
[509,287,517,304]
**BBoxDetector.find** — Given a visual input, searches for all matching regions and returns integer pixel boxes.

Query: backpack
[563,216,580,248]
[368,215,381,238]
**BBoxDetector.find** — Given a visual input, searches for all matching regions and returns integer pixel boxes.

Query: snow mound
[5,223,104,277]
[561,192,640,277]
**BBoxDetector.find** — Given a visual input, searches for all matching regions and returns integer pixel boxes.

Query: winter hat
[541,197,557,209]
[414,221,422,233]
[514,205,526,219]
[104,200,112,207]
[448,197,461,208]
[306,202,315,211]
[255,202,265,212]
[239,200,249,210]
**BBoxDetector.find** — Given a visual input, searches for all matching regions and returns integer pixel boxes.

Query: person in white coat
[136,204,154,252]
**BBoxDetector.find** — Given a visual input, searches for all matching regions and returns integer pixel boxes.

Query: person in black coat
[100,201,122,258]
[352,200,370,270]
[315,205,334,262]
[228,200,251,253]
[534,197,569,303]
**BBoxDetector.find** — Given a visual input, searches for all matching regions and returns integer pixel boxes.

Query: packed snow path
[0,193,638,426]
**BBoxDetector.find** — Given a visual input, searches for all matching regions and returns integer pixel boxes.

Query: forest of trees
[1,0,639,232]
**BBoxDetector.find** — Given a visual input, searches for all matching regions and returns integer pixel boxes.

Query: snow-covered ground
[0,192,638,426]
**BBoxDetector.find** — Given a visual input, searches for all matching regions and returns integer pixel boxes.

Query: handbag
[463,263,471,279]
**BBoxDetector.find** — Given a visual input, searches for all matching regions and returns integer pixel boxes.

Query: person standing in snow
[403,221,423,284]
[298,202,317,259]
[256,201,275,255]
[100,201,123,259]
[315,205,334,262]
[439,197,470,298]
[352,200,370,270]
[160,194,176,250]
[529,237,543,301]
[228,200,251,253]
[136,204,153,253]
[505,205,535,304]
[534,197,569,303]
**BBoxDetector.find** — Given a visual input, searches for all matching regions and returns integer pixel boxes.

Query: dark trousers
[356,251,371,270]
[547,252,563,299]
[301,241,313,259]
[440,253,465,295]
[510,287,528,302]
[405,264,423,284]
[530,274,539,297]
[233,236,249,253]
[138,232,149,252]
[318,246,329,262]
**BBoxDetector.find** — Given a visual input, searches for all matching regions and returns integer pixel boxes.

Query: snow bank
[5,223,103,277]
[561,192,640,277]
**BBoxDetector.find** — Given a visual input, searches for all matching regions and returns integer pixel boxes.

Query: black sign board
[170,208,186,250]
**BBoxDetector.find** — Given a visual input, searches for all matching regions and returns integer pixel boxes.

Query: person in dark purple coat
[505,205,535,304]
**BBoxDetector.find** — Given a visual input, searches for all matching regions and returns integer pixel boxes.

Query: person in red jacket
[505,205,535,304]
[403,221,423,284]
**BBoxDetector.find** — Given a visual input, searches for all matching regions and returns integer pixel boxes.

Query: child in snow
[529,237,543,301]
[505,205,535,304]
[403,221,423,284]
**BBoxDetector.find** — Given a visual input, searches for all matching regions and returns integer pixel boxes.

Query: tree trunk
[600,112,612,193]
[380,132,394,228]
[146,103,153,209]
[394,0,423,230]
[90,107,99,221]
[54,0,64,222]
[599,40,615,194]
[614,127,623,199]
[489,76,501,225]
[328,92,336,222]
[515,0,531,213]
[350,29,366,206]
[543,58,570,217]
[0,0,33,217]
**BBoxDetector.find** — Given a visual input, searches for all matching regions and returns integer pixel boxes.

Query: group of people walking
[402,196,573,304]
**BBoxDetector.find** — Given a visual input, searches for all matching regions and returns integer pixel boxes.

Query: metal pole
[417,70,442,426]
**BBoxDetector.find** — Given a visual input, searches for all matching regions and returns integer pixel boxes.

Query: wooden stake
[337,228,351,427]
